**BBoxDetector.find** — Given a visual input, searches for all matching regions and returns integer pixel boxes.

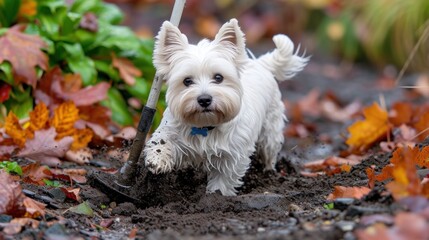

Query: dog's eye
[214,74,223,83]
[183,77,194,87]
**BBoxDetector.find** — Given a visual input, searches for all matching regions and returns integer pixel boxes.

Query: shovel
[89,0,186,203]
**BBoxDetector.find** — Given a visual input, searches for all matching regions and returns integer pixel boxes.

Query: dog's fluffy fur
[144,19,308,196]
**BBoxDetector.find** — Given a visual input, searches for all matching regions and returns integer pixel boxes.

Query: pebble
[335,220,356,232]
[237,193,284,210]
[333,198,355,211]
[47,188,66,203]
[44,223,69,239]
[22,189,36,197]
[0,214,12,223]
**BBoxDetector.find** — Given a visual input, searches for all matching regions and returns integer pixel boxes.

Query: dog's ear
[153,21,188,76]
[214,19,247,65]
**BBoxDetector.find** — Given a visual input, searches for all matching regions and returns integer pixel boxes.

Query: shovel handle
[116,0,186,187]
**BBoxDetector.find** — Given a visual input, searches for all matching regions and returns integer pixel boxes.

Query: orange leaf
[60,187,81,202]
[0,27,48,88]
[340,164,352,173]
[71,128,93,150]
[366,167,376,189]
[112,55,142,86]
[327,186,371,200]
[27,102,49,134]
[18,0,37,18]
[413,111,429,141]
[388,102,413,126]
[4,111,27,147]
[50,101,79,139]
[346,103,390,152]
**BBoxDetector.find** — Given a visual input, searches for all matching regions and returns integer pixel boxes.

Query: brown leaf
[23,197,45,218]
[16,128,74,166]
[0,27,48,88]
[326,186,371,200]
[0,171,26,217]
[389,102,413,126]
[79,12,98,32]
[112,55,142,85]
[50,101,79,139]
[4,111,27,147]
[21,163,52,185]
[60,187,81,202]
[52,80,111,106]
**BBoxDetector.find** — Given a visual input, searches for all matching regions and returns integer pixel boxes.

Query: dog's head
[153,19,247,127]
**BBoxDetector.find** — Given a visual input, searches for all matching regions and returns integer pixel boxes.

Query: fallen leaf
[27,102,49,135]
[413,111,429,141]
[49,168,87,184]
[60,187,81,202]
[346,103,390,152]
[112,55,142,86]
[16,128,74,166]
[64,148,92,166]
[0,171,26,217]
[52,80,111,107]
[326,186,371,200]
[50,101,79,140]
[389,102,413,126]
[23,197,45,218]
[4,111,27,147]
[21,163,52,185]
[321,99,361,122]
[67,201,94,217]
[71,128,93,151]
[0,27,48,88]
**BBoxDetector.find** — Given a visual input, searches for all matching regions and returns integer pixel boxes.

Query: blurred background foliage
[0,0,428,129]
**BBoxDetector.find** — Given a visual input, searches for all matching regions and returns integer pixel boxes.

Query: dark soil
[5,60,420,239]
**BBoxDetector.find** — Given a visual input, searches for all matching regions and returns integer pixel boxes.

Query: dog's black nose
[197,94,212,108]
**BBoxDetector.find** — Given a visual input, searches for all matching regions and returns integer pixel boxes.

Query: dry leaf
[0,27,48,88]
[4,111,27,147]
[27,102,49,135]
[23,197,45,218]
[71,128,93,151]
[60,187,81,202]
[112,55,142,86]
[389,102,413,126]
[50,101,79,140]
[413,111,429,141]
[65,148,92,166]
[326,186,371,200]
[346,103,390,152]
[21,163,52,185]
[0,171,26,217]
[16,128,74,166]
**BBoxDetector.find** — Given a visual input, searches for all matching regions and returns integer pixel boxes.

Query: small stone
[333,198,355,211]
[112,202,137,215]
[0,214,12,223]
[237,193,284,210]
[22,189,36,197]
[47,188,66,203]
[288,203,302,212]
[257,227,266,232]
[335,221,356,232]
[44,223,69,239]
[109,202,117,208]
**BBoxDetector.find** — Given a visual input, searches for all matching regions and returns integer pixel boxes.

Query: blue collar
[191,126,215,137]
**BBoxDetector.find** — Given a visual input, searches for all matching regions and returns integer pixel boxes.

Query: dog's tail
[256,34,309,81]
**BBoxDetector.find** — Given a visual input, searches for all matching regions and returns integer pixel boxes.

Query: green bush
[0,0,163,127]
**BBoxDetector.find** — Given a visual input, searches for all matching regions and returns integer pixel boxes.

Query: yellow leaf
[27,102,49,134]
[346,103,389,152]
[50,101,79,139]
[4,112,26,147]
[71,128,93,151]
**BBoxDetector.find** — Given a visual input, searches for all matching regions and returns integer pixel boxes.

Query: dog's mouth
[202,109,212,113]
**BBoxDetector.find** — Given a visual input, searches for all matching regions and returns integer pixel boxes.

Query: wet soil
[5,60,420,239]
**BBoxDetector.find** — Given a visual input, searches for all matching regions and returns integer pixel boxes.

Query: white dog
[144,19,308,196]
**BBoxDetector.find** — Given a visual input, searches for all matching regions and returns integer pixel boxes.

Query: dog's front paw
[144,140,175,174]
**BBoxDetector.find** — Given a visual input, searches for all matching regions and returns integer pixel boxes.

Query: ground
[4,58,422,239]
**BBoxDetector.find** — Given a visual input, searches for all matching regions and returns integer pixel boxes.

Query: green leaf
[124,77,149,102]
[0,0,21,27]
[70,0,100,14]
[67,56,96,86]
[93,3,123,25]
[93,60,119,81]
[323,202,334,210]
[0,62,13,85]
[43,179,61,187]
[0,161,23,176]
[68,201,94,217]
[62,12,82,36]
[98,24,140,51]
[101,88,133,126]
[9,94,33,119]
